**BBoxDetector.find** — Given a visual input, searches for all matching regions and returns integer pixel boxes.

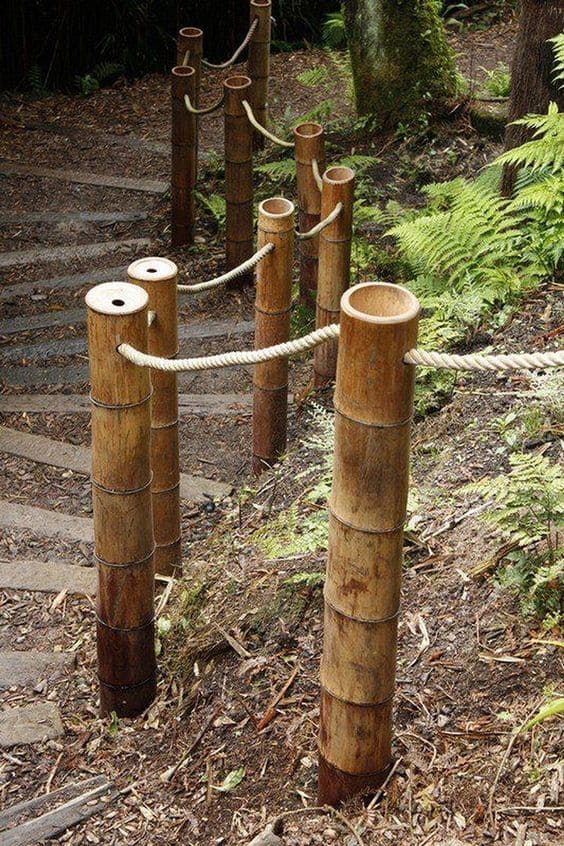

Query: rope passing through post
[202,18,258,69]
[119,324,340,371]
[177,244,274,293]
[312,158,323,192]
[184,92,224,115]
[296,202,342,240]
[241,100,294,148]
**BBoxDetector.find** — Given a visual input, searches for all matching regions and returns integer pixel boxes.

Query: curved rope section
[311,158,323,193]
[241,100,294,148]
[202,18,258,69]
[184,92,224,115]
[296,202,342,240]
[404,348,564,371]
[181,49,190,67]
[177,244,274,293]
[119,324,340,372]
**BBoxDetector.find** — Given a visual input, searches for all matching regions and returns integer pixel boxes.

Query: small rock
[0,702,64,747]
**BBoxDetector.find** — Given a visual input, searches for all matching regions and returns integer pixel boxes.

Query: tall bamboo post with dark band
[128,258,181,578]
[253,198,295,475]
[247,0,271,150]
[314,166,355,387]
[176,28,203,166]
[318,281,420,806]
[86,282,157,718]
[294,122,326,308]
[224,74,254,287]
[171,65,197,248]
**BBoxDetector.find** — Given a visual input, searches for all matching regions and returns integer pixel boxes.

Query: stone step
[0,160,168,194]
[0,237,151,270]
[0,651,75,689]
[0,501,94,543]
[0,266,127,303]
[0,426,231,501]
[0,210,147,225]
[0,392,252,417]
[0,558,96,594]
[0,702,64,748]
[0,775,110,834]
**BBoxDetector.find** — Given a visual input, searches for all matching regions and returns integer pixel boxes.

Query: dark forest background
[0,0,340,92]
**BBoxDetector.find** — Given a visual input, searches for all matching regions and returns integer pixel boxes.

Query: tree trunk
[501,0,564,196]
[344,0,457,128]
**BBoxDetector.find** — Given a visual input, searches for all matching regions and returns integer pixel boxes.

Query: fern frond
[510,173,564,215]
[296,67,328,87]
[549,34,564,88]
[256,158,296,183]
[496,103,564,172]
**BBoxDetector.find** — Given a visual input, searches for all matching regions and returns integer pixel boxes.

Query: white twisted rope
[177,244,274,293]
[119,324,340,371]
[311,158,323,192]
[296,202,342,240]
[181,49,190,67]
[202,18,258,69]
[404,348,564,371]
[184,92,224,115]
[241,100,294,148]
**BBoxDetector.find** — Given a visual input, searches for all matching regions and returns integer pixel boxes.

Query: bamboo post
[294,122,325,308]
[86,282,156,718]
[128,258,181,578]
[253,197,295,475]
[224,74,254,287]
[247,0,271,150]
[176,27,203,166]
[318,281,420,806]
[313,166,355,387]
[171,65,197,248]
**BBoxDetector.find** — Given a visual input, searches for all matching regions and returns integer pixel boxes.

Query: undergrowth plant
[465,452,564,627]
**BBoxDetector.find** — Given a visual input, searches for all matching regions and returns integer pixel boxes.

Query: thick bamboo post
[313,166,355,387]
[86,282,156,718]
[176,27,203,166]
[224,74,254,287]
[294,122,326,308]
[247,0,271,150]
[128,258,181,578]
[171,65,197,248]
[318,281,420,806]
[253,197,295,475]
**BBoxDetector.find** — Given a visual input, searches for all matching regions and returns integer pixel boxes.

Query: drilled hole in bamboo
[260,197,294,217]
[294,121,323,139]
[111,299,125,307]
[343,282,420,323]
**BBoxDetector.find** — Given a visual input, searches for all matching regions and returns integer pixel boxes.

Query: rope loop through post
[184,92,224,115]
[296,202,343,241]
[202,18,258,69]
[178,244,274,293]
[241,99,294,148]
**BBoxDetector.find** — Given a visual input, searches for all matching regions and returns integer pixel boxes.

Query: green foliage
[250,504,328,559]
[522,698,564,732]
[291,99,335,127]
[322,8,346,49]
[28,65,49,95]
[284,571,325,588]
[480,63,511,98]
[549,33,564,88]
[465,453,564,625]
[76,61,125,94]
[497,103,564,172]
[493,372,564,449]
[195,192,226,231]
[255,158,296,185]
[296,66,329,87]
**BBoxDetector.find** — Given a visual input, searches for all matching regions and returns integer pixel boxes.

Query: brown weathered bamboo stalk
[294,122,326,308]
[252,197,295,475]
[128,258,181,578]
[318,281,420,806]
[171,65,197,248]
[85,281,156,718]
[247,0,271,150]
[224,74,254,287]
[314,166,355,387]
[177,27,203,165]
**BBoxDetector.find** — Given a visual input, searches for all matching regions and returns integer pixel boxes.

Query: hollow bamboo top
[251,0,271,6]
[178,27,203,39]
[224,74,252,91]
[259,197,295,233]
[172,65,196,78]
[323,165,355,186]
[85,282,148,316]
[128,257,178,284]
[341,282,419,326]
[294,122,323,140]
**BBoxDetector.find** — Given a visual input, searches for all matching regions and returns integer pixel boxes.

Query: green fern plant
[322,8,346,49]
[549,33,564,88]
[464,452,564,625]
[195,192,226,230]
[256,158,296,184]
[296,67,329,87]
